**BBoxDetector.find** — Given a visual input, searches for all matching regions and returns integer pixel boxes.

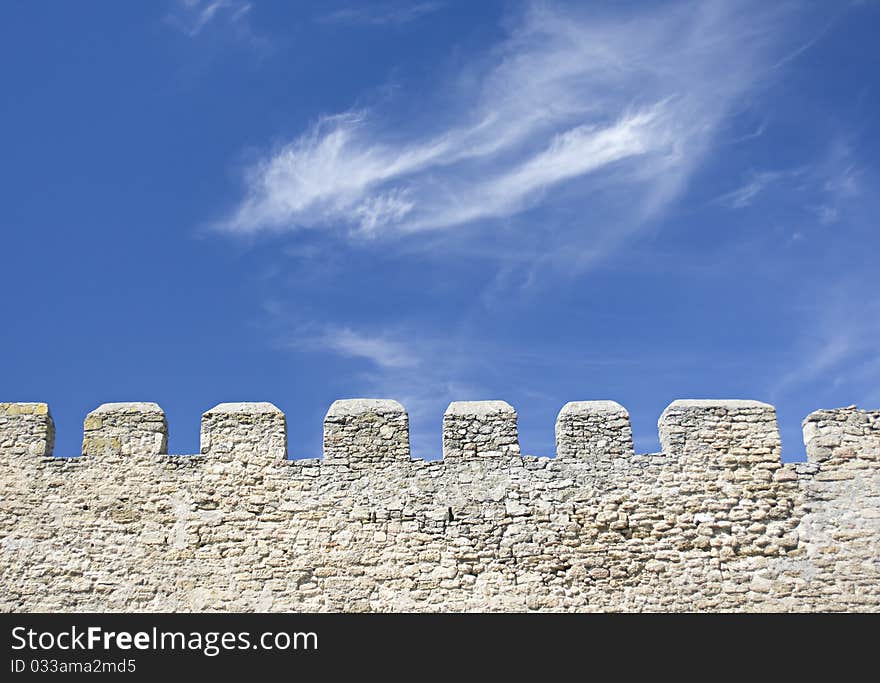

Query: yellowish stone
[83,415,103,431]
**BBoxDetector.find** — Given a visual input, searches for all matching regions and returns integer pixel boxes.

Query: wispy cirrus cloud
[167,0,253,38]
[716,170,799,209]
[764,150,880,406]
[715,138,863,220]
[288,325,419,369]
[769,291,880,404]
[216,1,795,250]
[317,2,443,27]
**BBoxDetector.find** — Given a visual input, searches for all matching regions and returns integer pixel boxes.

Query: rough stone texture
[803,406,880,463]
[323,399,409,468]
[766,407,880,609]
[556,401,633,461]
[200,402,286,463]
[659,399,781,465]
[442,401,520,460]
[0,403,54,458]
[82,402,167,458]
[0,398,878,612]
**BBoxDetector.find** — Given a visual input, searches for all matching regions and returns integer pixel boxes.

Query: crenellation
[555,400,633,462]
[658,399,781,469]
[442,401,520,460]
[323,399,410,467]
[802,405,880,464]
[0,402,54,458]
[0,397,878,612]
[200,402,287,463]
[82,402,168,458]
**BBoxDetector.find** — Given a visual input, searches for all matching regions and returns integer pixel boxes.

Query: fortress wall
[759,407,880,610]
[0,398,877,612]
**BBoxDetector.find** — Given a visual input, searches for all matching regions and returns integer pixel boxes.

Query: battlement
[1,397,878,612]
[5,397,875,465]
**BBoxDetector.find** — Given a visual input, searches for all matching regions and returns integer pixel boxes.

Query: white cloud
[718,139,864,225]
[168,0,253,38]
[823,164,862,199]
[327,328,418,369]
[814,204,840,225]
[826,172,860,198]
[716,169,801,209]
[317,2,443,26]
[217,2,790,246]
[289,326,418,369]
[770,287,880,402]
[354,190,415,235]
[401,107,672,232]
[772,334,853,396]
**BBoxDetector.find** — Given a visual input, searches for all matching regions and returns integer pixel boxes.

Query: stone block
[0,402,54,457]
[442,401,519,460]
[81,402,167,458]
[323,399,410,467]
[658,399,780,468]
[200,402,287,461]
[803,406,880,463]
[555,400,633,461]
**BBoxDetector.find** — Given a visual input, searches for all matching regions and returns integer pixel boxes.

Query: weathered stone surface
[803,406,879,463]
[82,402,167,458]
[323,399,409,467]
[556,401,633,461]
[659,399,781,465]
[0,398,877,612]
[442,401,520,460]
[0,402,54,458]
[200,402,286,462]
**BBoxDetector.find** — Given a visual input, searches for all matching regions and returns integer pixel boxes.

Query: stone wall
[442,401,520,460]
[555,400,633,462]
[323,399,410,468]
[82,402,167,459]
[0,397,877,612]
[200,402,287,464]
[0,402,54,459]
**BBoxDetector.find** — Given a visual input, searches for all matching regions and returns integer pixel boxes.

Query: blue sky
[2,1,878,461]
